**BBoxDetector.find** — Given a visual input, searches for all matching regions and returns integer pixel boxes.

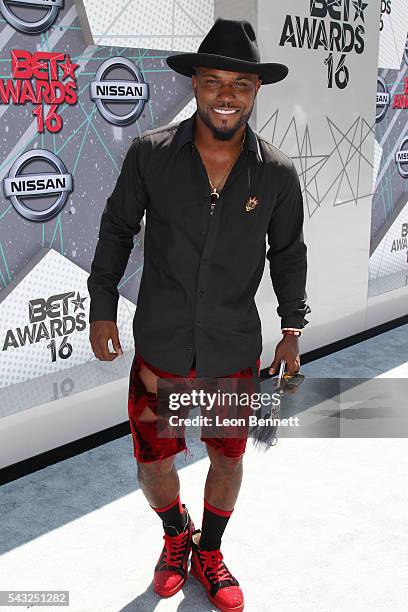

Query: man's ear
[254,78,261,97]
[191,68,197,92]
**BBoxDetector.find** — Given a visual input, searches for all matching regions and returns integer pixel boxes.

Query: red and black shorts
[128,351,261,463]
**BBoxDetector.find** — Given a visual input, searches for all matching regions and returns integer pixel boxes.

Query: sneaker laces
[199,549,233,583]
[161,530,188,566]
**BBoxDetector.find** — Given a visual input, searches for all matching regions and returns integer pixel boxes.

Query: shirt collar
[172,111,263,163]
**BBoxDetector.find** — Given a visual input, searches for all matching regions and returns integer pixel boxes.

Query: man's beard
[197,104,252,140]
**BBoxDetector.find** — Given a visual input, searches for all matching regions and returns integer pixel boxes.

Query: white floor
[1,325,408,612]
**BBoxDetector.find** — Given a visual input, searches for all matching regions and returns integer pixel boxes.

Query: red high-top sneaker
[190,529,244,612]
[153,505,194,597]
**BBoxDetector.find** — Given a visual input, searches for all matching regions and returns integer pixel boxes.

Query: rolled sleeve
[87,137,148,323]
[266,160,311,329]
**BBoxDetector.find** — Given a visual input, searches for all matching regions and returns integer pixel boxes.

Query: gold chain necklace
[199,131,246,214]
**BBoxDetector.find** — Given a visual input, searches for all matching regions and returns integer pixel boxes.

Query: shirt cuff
[88,294,118,323]
[281,317,306,330]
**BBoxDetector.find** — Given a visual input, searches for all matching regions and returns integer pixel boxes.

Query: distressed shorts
[128,351,261,463]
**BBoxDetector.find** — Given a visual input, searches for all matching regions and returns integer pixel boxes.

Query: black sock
[199,498,234,551]
[151,494,187,536]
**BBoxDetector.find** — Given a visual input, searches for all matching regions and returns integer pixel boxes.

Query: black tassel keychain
[250,359,306,452]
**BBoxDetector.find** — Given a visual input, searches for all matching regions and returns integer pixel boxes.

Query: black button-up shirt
[87,111,311,377]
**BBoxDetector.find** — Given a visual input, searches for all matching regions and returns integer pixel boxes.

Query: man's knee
[206,444,244,474]
[137,455,175,479]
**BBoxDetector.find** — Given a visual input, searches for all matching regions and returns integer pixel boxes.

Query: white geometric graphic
[378,0,408,69]
[259,111,375,219]
[0,248,135,388]
[76,0,214,51]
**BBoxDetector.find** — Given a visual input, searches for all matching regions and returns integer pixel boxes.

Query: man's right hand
[89,321,123,361]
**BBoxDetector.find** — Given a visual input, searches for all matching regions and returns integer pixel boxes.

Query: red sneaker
[190,529,244,612]
[153,505,194,597]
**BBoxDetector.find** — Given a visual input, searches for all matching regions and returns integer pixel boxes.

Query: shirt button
[197,321,201,327]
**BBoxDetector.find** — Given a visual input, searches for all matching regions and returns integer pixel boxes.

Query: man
[88,18,311,612]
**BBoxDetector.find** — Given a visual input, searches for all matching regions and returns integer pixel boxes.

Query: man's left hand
[269,335,300,376]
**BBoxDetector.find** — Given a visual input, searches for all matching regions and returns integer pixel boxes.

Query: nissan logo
[2,149,73,221]
[395,136,408,179]
[0,0,64,34]
[376,76,390,123]
[90,57,149,126]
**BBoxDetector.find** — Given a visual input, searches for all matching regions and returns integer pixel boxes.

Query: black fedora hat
[166,18,288,85]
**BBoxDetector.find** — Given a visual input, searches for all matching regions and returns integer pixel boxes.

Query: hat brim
[166,52,288,85]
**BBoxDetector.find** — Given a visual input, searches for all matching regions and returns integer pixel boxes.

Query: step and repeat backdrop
[0,0,210,465]
[254,0,382,352]
[0,0,406,467]
[371,0,408,297]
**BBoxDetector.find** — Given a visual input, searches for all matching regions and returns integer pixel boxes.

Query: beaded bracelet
[281,329,302,337]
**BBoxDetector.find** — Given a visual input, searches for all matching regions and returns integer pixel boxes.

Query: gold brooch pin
[245,196,259,212]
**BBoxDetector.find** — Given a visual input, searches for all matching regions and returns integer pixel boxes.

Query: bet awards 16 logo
[0,48,79,133]
[279,0,367,89]
[391,223,408,262]
[2,291,87,362]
